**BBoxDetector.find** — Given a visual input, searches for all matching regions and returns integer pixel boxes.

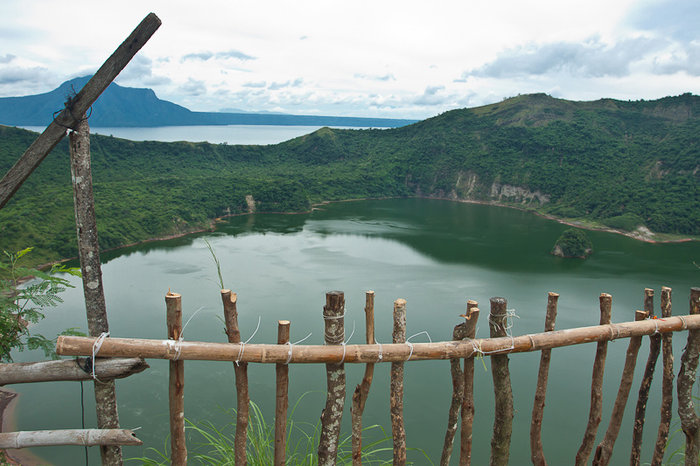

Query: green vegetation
[552,229,594,259]
[0,93,697,265]
[0,247,81,361]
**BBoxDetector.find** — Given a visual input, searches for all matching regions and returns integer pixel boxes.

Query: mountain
[0,76,417,128]
[0,92,697,265]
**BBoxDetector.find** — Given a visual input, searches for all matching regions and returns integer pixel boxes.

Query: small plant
[0,247,81,362]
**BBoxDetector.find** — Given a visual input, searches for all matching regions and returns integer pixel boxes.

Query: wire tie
[91,332,109,382]
[284,332,312,365]
[236,315,262,366]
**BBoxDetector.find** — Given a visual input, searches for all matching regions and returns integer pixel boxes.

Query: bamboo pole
[166,292,186,466]
[652,286,673,465]
[391,298,407,466]
[221,289,249,466]
[530,292,559,466]
[489,297,513,466]
[318,291,346,466]
[352,291,376,466]
[275,320,290,466]
[575,293,613,466]
[630,288,659,466]
[0,358,148,385]
[677,287,700,466]
[0,429,142,449]
[459,301,479,466]
[69,116,122,466]
[0,13,161,209]
[56,313,700,364]
[593,309,648,466]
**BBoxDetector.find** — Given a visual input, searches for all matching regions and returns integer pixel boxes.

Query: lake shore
[0,388,44,465]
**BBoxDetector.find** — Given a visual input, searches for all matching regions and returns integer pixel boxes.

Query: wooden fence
[51,286,700,466]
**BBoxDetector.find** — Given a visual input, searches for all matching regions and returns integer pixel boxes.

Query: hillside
[0,93,697,264]
[0,76,417,128]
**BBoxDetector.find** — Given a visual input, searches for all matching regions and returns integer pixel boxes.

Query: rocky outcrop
[489,182,550,206]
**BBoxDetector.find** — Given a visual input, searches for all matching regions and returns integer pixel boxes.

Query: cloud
[462,36,666,79]
[181,49,256,62]
[354,73,396,82]
[243,81,267,88]
[652,42,700,76]
[268,78,303,90]
[413,85,447,105]
[0,54,15,64]
[626,0,700,43]
[0,66,51,85]
[117,55,172,87]
[178,78,207,96]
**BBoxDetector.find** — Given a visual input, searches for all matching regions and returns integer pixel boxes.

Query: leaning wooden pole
[391,298,407,466]
[459,301,479,466]
[677,287,700,466]
[318,291,346,466]
[530,292,559,466]
[274,320,290,466]
[352,291,376,466]
[166,292,186,465]
[592,309,648,466]
[0,13,161,209]
[0,358,148,385]
[0,429,142,449]
[488,297,514,466]
[652,286,674,465]
[221,290,249,466]
[630,288,659,466]
[69,116,122,466]
[440,317,467,466]
[575,293,612,466]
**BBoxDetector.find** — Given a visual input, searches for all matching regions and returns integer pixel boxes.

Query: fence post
[530,292,559,466]
[677,287,700,465]
[352,290,376,465]
[166,291,186,465]
[391,298,407,465]
[459,301,480,466]
[652,286,674,465]
[275,320,290,466]
[318,291,346,466]
[575,293,612,466]
[488,297,513,466]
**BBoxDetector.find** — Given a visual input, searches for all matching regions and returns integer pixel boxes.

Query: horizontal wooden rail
[0,429,142,449]
[56,314,700,364]
[0,358,148,385]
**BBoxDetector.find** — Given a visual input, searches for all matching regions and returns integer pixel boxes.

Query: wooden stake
[69,116,122,466]
[352,291,376,465]
[630,288,659,466]
[0,358,148,385]
[652,287,673,465]
[677,287,700,466]
[440,318,467,466]
[530,292,559,466]
[575,293,612,466]
[0,429,142,449]
[593,309,648,466]
[275,320,290,466]
[459,301,479,466]
[166,292,186,466]
[390,298,407,466]
[318,291,346,466]
[488,297,514,466]
[221,290,249,466]
[0,13,161,209]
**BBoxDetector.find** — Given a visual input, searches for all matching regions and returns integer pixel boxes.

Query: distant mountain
[0,76,417,128]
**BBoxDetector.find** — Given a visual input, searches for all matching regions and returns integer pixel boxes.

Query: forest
[0,92,697,265]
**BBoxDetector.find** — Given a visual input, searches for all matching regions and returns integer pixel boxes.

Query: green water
[11,199,700,465]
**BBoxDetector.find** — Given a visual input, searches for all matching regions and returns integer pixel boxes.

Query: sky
[1,0,698,120]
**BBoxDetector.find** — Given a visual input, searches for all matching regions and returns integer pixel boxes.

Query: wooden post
[0,358,148,385]
[221,290,249,466]
[0,13,161,209]
[318,291,346,466]
[652,286,673,465]
[630,288,659,466]
[69,116,122,466]
[390,298,407,466]
[677,287,700,466]
[440,318,467,466]
[275,320,290,466]
[352,291,376,465]
[488,297,513,466]
[0,429,142,448]
[166,292,186,465]
[459,301,479,466]
[530,292,559,466]
[575,293,612,466]
[593,309,648,465]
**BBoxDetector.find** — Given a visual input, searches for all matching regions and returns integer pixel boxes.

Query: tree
[0,247,81,362]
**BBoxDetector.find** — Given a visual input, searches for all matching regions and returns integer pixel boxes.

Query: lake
[19,125,373,145]
[9,199,700,465]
